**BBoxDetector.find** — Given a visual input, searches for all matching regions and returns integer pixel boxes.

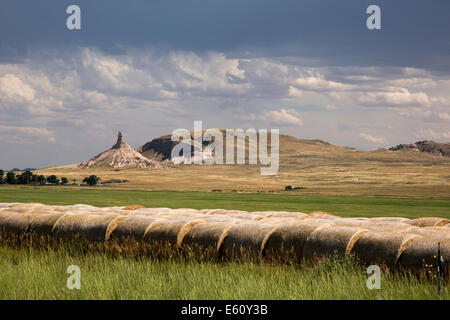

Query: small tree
[6,172,16,184]
[37,175,46,185]
[0,169,4,184]
[46,175,59,184]
[17,171,33,184]
[83,175,100,186]
[61,177,69,184]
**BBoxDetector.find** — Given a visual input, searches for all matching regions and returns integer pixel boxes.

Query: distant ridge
[78,131,161,169]
[8,168,37,172]
[389,141,450,157]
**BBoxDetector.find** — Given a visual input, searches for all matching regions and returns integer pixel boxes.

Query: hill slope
[34,132,450,197]
[390,141,450,157]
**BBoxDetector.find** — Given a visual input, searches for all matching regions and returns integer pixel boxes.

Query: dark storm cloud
[1,0,449,70]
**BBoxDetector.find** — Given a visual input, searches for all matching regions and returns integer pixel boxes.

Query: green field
[0,186,449,219]
[0,186,449,299]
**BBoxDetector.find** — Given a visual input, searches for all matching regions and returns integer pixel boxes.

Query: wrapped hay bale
[264,219,334,261]
[0,211,46,235]
[303,226,369,260]
[222,222,277,257]
[199,215,241,223]
[263,212,309,219]
[405,217,450,227]
[143,219,205,247]
[398,238,450,270]
[402,227,450,241]
[309,211,341,220]
[3,205,33,214]
[52,213,126,242]
[181,222,235,252]
[332,219,372,228]
[122,205,146,211]
[109,216,166,241]
[125,208,173,215]
[259,217,303,225]
[163,213,208,219]
[201,209,248,215]
[171,208,202,215]
[125,211,160,217]
[30,212,67,237]
[351,232,422,266]
[333,219,413,232]
[63,204,97,211]
[226,213,265,221]
[370,217,411,223]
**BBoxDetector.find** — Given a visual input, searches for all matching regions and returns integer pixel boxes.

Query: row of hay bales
[0,203,449,270]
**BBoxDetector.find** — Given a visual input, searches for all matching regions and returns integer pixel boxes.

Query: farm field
[0,186,449,219]
[0,186,449,300]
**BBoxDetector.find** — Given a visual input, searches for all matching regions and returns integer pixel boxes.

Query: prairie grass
[0,240,447,300]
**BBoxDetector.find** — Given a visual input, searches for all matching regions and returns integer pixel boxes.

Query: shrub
[284,185,293,191]
[6,172,16,184]
[17,171,33,184]
[61,177,69,184]
[83,175,100,186]
[46,175,59,184]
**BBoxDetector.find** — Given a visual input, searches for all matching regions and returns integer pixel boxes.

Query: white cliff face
[78,132,161,169]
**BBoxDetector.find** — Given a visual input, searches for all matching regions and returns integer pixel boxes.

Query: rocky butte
[78,132,161,169]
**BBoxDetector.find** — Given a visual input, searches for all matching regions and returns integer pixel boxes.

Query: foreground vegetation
[0,242,447,300]
[0,186,448,299]
[0,186,449,219]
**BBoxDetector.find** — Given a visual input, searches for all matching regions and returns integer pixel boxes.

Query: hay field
[0,187,449,219]
[34,136,450,198]
[0,190,449,299]
[0,243,447,300]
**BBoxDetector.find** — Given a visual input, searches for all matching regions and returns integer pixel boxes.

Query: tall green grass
[0,242,447,300]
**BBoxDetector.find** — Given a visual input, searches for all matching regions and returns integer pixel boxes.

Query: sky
[0,0,449,169]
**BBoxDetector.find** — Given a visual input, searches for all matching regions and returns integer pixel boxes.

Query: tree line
[0,170,100,186]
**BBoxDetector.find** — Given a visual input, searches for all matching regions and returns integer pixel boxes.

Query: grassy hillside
[33,134,450,197]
